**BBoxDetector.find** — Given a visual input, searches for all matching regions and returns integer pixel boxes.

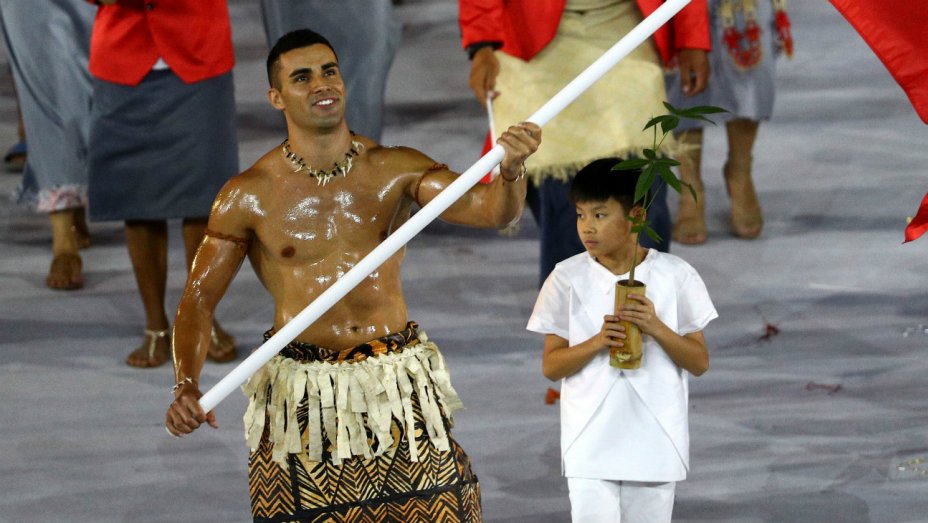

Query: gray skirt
[87,69,238,222]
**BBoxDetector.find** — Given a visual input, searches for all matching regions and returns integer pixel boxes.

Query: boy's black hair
[267,29,338,88]
[568,157,644,213]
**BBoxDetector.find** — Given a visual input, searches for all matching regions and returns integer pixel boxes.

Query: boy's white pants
[567,478,676,523]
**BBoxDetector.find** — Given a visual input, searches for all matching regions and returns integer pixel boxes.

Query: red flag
[830,0,928,124]
[904,191,928,243]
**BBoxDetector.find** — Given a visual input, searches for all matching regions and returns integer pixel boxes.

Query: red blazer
[459,0,710,66]
[88,0,234,86]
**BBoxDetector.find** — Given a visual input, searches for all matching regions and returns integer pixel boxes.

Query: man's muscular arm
[414,122,541,228]
[165,177,254,436]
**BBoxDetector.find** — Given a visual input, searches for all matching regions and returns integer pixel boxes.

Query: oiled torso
[240,143,419,349]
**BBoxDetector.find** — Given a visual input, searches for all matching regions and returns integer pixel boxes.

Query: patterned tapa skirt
[243,322,482,522]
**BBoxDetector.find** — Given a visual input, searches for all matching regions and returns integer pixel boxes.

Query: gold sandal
[126,328,170,368]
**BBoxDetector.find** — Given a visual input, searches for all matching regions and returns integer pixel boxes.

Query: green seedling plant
[613,102,727,284]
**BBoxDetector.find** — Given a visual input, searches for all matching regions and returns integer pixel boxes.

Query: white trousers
[567,478,676,523]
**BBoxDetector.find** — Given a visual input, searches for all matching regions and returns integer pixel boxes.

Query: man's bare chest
[252,181,411,264]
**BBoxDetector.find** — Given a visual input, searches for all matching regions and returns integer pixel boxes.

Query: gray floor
[1,2,927,522]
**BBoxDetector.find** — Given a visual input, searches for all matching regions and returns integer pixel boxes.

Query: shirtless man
[165,30,539,521]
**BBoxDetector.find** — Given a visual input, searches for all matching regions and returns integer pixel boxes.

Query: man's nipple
[281,246,296,258]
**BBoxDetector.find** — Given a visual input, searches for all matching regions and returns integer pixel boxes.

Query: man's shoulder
[212,156,278,209]
[364,142,437,172]
[226,161,273,191]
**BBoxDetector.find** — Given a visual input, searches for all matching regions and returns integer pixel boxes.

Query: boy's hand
[595,314,626,350]
[618,293,665,336]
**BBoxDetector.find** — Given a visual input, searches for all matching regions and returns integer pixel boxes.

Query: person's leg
[567,477,621,523]
[642,179,671,253]
[124,219,170,368]
[46,208,84,290]
[181,217,236,362]
[538,177,585,287]
[619,481,675,523]
[74,206,91,248]
[724,118,762,239]
[526,180,541,226]
[672,129,707,244]
[4,106,27,173]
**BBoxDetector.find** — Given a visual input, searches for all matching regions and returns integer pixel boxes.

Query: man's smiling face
[269,44,346,131]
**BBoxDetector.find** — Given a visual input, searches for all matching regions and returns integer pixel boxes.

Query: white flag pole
[486,95,501,178]
[199,0,691,413]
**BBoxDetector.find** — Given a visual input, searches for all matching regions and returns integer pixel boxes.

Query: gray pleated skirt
[87,69,238,222]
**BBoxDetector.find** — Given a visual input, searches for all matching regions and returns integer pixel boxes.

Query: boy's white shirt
[527,250,718,481]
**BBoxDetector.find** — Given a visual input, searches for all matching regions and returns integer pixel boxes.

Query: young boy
[527,158,718,523]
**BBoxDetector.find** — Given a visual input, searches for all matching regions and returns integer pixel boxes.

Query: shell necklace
[282,135,363,186]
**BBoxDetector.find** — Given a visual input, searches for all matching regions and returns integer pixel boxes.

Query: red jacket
[88,0,234,86]
[459,0,710,66]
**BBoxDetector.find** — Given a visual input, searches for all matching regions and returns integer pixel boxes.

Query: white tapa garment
[527,250,717,481]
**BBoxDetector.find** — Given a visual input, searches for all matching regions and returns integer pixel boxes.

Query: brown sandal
[724,160,763,239]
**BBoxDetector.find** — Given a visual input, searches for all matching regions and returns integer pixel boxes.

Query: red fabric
[545,387,561,405]
[904,191,928,243]
[88,0,234,86]
[830,0,928,124]
[459,0,710,66]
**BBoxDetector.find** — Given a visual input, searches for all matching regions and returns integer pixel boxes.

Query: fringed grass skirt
[244,323,482,522]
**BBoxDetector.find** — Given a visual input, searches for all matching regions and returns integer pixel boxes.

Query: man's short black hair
[568,157,643,213]
[267,29,338,88]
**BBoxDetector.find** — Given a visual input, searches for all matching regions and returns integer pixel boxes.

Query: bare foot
[126,329,170,368]
[46,253,83,290]
[207,323,237,363]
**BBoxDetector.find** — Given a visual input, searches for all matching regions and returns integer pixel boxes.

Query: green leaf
[643,115,672,132]
[657,164,682,193]
[612,158,649,171]
[686,114,719,126]
[641,225,662,243]
[643,148,657,160]
[653,157,681,168]
[662,101,683,115]
[680,105,728,116]
[634,169,654,204]
[660,115,680,135]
